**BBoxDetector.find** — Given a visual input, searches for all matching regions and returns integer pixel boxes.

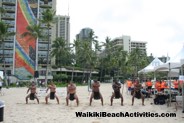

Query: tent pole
[169,63,172,107]
[181,64,184,113]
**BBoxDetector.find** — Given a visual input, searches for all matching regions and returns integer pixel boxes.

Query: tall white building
[111,35,147,54]
[131,41,147,54]
[55,15,70,45]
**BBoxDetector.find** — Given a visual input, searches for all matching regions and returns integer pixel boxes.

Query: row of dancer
[26,80,144,106]
[25,81,79,105]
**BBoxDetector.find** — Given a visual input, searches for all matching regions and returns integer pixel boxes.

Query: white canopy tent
[154,46,184,111]
[138,57,164,74]
[155,46,184,71]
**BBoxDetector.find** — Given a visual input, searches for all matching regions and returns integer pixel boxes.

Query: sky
[56,0,184,58]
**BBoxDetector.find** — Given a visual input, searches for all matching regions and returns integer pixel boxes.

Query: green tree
[21,24,44,41]
[0,21,15,87]
[40,8,56,86]
[98,37,112,81]
[51,37,72,71]
[127,47,148,78]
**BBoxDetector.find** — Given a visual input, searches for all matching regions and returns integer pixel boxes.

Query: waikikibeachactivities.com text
[75,112,176,118]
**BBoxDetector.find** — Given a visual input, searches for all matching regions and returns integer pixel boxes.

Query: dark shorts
[135,91,141,99]
[114,91,121,99]
[30,93,35,100]
[93,92,100,100]
[0,86,2,90]
[161,88,164,91]
[148,86,152,90]
[128,87,132,91]
[69,93,75,101]
[50,92,55,100]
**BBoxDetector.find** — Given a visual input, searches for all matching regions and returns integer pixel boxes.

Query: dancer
[89,80,103,106]
[25,82,39,104]
[132,80,144,106]
[66,81,79,106]
[45,82,59,104]
[110,80,123,106]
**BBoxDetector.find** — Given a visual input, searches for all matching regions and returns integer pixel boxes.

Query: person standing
[146,79,152,93]
[173,79,179,90]
[126,79,132,94]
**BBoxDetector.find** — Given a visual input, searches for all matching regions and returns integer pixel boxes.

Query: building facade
[0,0,56,80]
[131,41,147,54]
[76,27,93,41]
[111,35,147,54]
[55,15,70,45]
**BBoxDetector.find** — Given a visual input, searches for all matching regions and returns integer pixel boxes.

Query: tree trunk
[71,66,74,82]
[45,27,50,86]
[2,39,8,88]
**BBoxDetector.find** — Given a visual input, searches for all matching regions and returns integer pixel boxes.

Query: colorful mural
[15,0,38,80]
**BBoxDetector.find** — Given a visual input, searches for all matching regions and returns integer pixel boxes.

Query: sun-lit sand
[0,83,184,123]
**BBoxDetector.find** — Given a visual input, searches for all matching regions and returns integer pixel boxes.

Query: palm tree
[0,21,15,88]
[100,37,113,78]
[21,24,43,41]
[51,37,71,72]
[40,8,56,85]
[84,41,97,81]
[127,47,148,78]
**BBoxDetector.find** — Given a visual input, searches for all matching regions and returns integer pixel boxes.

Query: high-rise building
[111,35,131,53]
[0,0,56,80]
[55,15,70,45]
[131,41,147,54]
[76,27,93,41]
[111,35,147,54]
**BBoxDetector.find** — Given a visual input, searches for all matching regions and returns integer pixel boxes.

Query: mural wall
[15,0,38,80]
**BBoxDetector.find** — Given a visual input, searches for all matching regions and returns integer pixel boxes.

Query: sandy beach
[0,83,184,123]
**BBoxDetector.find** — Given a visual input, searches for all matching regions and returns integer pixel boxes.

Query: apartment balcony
[39,1,52,8]
[2,20,15,27]
[4,45,13,49]
[3,6,15,13]
[2,0,16,6]
[0,54,13,58]
[1,14,15,20]
[7,28,14,33]
[4,37,14,42]
[38,46,52,51]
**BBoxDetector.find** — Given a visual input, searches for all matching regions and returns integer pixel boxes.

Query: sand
[0,83,184,123]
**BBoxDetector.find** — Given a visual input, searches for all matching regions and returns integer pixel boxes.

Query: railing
[1,14,15,19]
[2,0,16,4]
[3,6,15,11]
